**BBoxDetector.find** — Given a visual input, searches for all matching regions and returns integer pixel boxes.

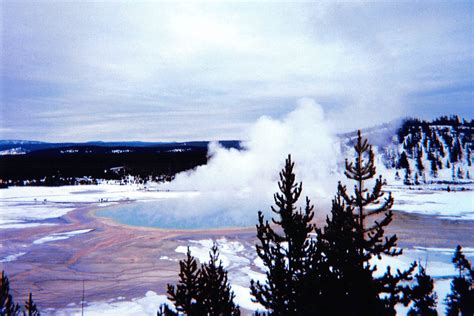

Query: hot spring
[96,193,264,230]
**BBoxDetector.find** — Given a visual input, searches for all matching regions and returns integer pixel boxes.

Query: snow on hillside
[0,147,27,155]
[370,117,473,186]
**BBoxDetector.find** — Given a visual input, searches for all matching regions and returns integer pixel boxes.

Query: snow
[0,184,197,230]
[389,186,474,220]
[0,203,76,229]
[0,147,27,155]
[0,221,57,229]
[0,252,26,263]
[231,284,264,312]
[32,229,94,245]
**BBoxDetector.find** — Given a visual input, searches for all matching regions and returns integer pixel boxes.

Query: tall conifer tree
[250,154,322,315]
[166,247,200,315]
[321,130,416,315]
[199,244,240,316]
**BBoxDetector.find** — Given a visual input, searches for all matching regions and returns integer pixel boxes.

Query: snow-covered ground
[389,184,474,220]
[0,183,196,229]
[32,229,94,245]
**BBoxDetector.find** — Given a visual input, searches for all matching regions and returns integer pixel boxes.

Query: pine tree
[22,293,39,316]
[166,247,200,315]
[322,130,416,315]
[250,154,322,315]
[404,166,413,185]
[158,244,240,316]
[445,246,474,316]
[431,158,438,178]
[1,271,20,316]
[398,151,410,170]
[199,244,240,315]
[407,264,438,316]
[467,147,472,166]
[416,148,424,177]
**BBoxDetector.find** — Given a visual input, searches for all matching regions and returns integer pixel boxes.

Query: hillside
[371,115,473,186]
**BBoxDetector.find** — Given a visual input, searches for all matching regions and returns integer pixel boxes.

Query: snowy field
[389,183,473,220]
[1,183,473,315]
[0,183,197,230]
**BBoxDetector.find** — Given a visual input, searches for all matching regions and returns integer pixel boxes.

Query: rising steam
[154,99,342,227]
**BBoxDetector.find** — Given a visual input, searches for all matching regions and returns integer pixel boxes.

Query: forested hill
[374,115,473,185]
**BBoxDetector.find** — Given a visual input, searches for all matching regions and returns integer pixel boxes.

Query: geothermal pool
[97,201,259,229]
[96,186,474,229]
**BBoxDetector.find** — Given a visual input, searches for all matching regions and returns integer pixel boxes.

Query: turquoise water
[97,201,256,229]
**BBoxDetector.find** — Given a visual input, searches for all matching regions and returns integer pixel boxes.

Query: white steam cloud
[157,99,342,228]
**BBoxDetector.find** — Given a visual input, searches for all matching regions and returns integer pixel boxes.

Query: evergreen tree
[407,264,438,316]
[1,271,20,316]
[159,244,240,316]
[166,247,200,315]
[445,245,474,316]
[431,158,438,178]
[199,244,240,315]
[450,138,462,164]
[250,154,321,315]
[467,147,472,167]
[398,151,410,170]
[22,293,39,316]
[321,130,416,315]
[404,166,413,185]
[416,149,424,178]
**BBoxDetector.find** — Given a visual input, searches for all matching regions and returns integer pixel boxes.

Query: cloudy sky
[1,1,473,142]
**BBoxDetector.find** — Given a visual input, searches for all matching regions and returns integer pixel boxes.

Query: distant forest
[0,141,240,187]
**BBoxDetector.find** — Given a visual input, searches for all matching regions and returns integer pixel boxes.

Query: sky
[1,1,473,142]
